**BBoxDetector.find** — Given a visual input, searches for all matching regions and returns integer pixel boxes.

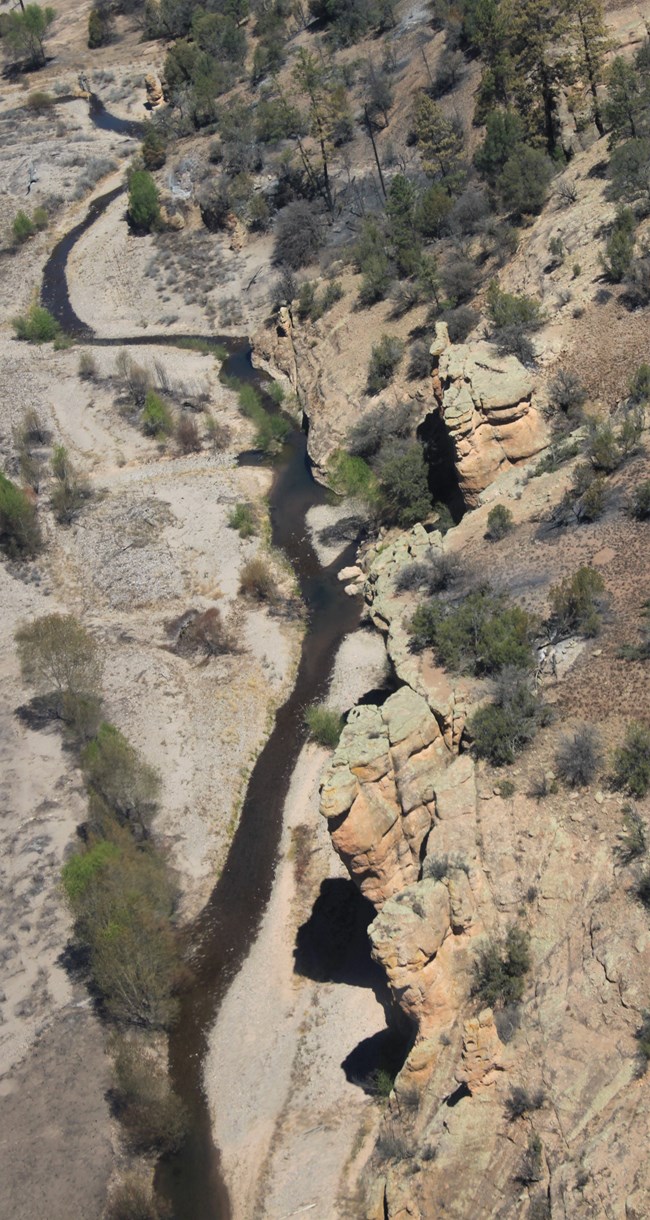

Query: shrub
[0,472,41,557]
[631,479,650,520]
[630,363,650,404]
[141,124,166,172]
[25,90,54,114]
[117,351,150,408]
[616,805,646,864]
[376,441,433,527]
[487,504,513,540]
[408,340,433,380]
[472,925,531,1007]
[205,416,232,451]
[142,390,173,437]
[588,422,622,472]
[469,667,543,766]
[176,607,236,657]
[239,555,278,602]
[555,724,602,787]
[497,146,553,217]
[50,444,92,524]
[346,401,414,461]
[127,170,160,233]
[88,5,112,48]
[395,553,459,595]
[409,587,535,675]
[601,208,635,282]
[63,836,180,1028]
[505,1086,545,1121]
[78,350,98,381]
[636,1012,650,1070]
[367,335,404,396]
[517,1134,543,1184]
[487,282,542,338]
[104,1175,162,1220]
[81,722,161,832]
[12,210,35,244]
[15,612,102,718]
[328,451,377,501]
[175,413,201,454]
[12,303,60,344]
[304,703,344,747]
[548,369,587,420]
[612,722,650,797]
[273,202,324,270]
[228,503,257,538]
[111,1039,188,1155]
[422,852,469,881]
[548,566,604,638]
[441,305,479,343]
[232,381,289,453]
[578,475,608,522]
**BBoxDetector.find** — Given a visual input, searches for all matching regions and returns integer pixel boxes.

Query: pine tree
[604,53,650,143]
[413,94,465,194]
[292,49,352,213]
[505,0,573,154]
[386,174,421,276]
[569,0,610,137]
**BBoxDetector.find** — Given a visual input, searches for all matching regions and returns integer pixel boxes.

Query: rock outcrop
[434,335,547,505]
[320,687,445,908]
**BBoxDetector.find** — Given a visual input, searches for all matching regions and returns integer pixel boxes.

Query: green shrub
[12,303,60,344]
[469,667,544,765]
[487,281,543,333]
[25,90,54,114]
[328,451,377,501]
[631,479,650,520]
[304,703,344,748]
[111,1038,188,1155]
[88,5,112,47]
[588,422,622,472]
[141,124,167,171]
[629,363,650,404]
[127,170,160,233]
[409,587,535,675]
[142,390,173,437]
[238,555,278,602]
[81,722,161,832]
[228,503,257,538]
[473,925,531,1007]
[487,504,513,540]
[0,472,41,557]
[376,441,433,527]
[367,335,405,396]
[612,722,650,797]
[497,145,553,217]
[601,208,635,282]
[12,210,35,244]
[234,381,289,453]
[548,566,604,637]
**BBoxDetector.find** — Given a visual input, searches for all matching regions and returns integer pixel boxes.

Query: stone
[145,73,164,108]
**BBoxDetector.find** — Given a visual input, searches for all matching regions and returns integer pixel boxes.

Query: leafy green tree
[4,4,56,68]
[127,170,160,232]
[15,613,102,717]
[376,442,433,527]
[416,183,453,237]
[0,472,41,557]
[413,93,465,193]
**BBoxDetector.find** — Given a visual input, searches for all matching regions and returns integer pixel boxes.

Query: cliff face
[317,455,650,1219]
[252,313,547,506]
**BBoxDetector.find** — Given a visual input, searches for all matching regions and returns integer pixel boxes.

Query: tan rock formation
[320,688,445,907]
[434,339,547,505]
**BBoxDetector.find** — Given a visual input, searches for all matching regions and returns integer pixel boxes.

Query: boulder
[145,73,164,109]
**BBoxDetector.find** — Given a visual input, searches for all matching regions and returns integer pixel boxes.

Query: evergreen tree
[569,0,610,137]
[505,0,573,154]
[413,94,465,193]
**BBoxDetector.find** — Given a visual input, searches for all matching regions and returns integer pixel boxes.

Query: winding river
[42,108,363,1220]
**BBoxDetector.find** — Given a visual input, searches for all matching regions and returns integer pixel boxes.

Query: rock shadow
[294,877,385,996]
[341,1025,413,1095]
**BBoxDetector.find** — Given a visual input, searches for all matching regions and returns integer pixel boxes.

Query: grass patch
[304,703,344,748]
